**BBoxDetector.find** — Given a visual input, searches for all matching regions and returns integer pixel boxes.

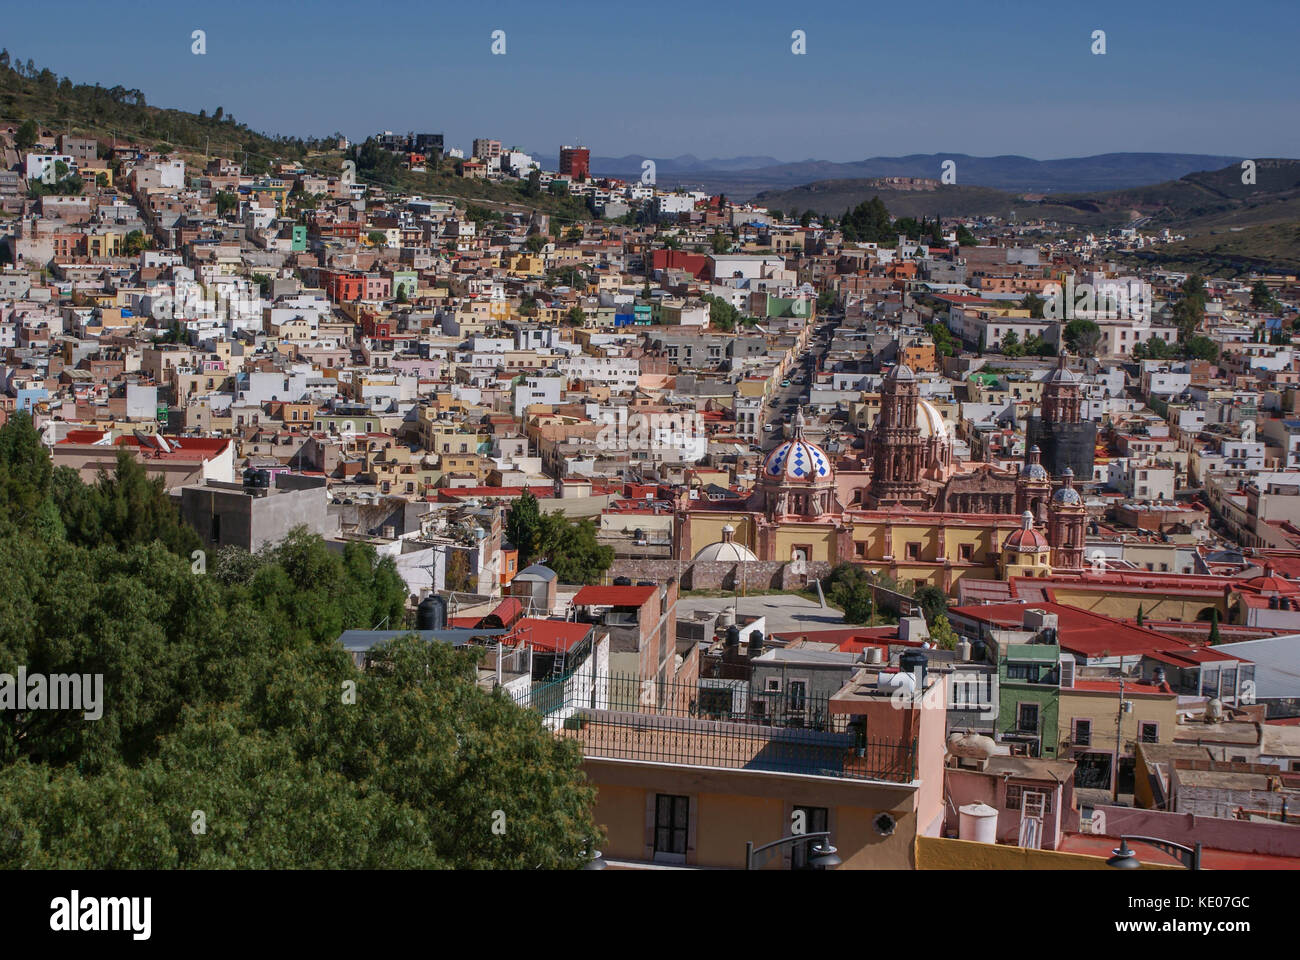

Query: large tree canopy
[0,414,601,868]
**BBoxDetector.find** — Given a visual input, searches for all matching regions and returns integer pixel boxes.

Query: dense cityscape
[0,8,1295,927]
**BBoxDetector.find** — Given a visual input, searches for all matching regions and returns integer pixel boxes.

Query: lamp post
[1106,835,1201,870]
[744,831,841,871]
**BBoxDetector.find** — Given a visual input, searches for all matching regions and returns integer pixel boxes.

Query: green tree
[1251,280,1276,311]
[1063,318,1102,357]
[123,229,152,256]
[532,512,613,585]
[1183,335,1219,362]
[53,451,202,557]
[1173,275,1207,342]
[1020,292,1046,319]
[824,563,874,625]
[999,330,1024,357]
[14,119,37,150]
[912,585,948,625]
[0,412,56,537]
[1208,607,1221,645]
[929,615,959,651]
[505,490,542,565]
[710,232,732,254]
[702,293,740,332]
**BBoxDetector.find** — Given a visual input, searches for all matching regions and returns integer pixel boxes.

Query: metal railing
[537,673,917,783]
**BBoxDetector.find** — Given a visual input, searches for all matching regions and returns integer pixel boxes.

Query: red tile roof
[508,618,592,653]
[572,584,657,607]
[949,601,1213,660]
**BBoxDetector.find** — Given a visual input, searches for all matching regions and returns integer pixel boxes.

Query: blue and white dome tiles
[763,437,831,481]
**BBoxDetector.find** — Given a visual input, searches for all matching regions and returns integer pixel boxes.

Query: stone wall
[608,559,831,592]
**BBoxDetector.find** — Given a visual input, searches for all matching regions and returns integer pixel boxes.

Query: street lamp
[744,831,842,870]
[1106,835,1201,870]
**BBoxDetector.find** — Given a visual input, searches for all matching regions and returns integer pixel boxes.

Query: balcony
[545,675,917,784]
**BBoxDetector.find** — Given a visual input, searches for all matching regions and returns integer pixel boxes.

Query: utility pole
[1112,676,1127,804]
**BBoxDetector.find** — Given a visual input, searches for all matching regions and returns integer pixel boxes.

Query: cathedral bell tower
[1015,445,1052,522]
[1047,467,1087,570]
[868,363,928,509]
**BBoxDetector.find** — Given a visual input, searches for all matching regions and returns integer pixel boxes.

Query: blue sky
[6,0,1299,161]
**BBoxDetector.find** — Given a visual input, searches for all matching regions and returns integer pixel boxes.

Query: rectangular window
[906,542,921,560]
[1005,784,1053,814]
[788,680,807,713]
[959,543,974,561]
[1139,722,1159,743]
[1007,663,1041,682]
[1017,702,1039,733]
[1221,666,1237,698]
[1074,719,1092,747]
[654,794,689,860]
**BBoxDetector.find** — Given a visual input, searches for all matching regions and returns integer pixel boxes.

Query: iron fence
[537,673,917,783]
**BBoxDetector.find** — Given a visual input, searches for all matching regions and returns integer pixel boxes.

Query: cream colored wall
[1058,690,1179,749]
[1045,587,1225,622]
[585,760,920,869]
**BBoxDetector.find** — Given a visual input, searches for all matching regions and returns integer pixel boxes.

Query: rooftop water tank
[958,803,999,844]
[417,594,447,631]
[900,650,929,683]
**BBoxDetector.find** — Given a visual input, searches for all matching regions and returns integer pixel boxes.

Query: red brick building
[559,145,590,181]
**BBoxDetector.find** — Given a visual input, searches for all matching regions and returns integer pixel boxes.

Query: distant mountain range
[532,152,1246,198]
[757,158,1300,227]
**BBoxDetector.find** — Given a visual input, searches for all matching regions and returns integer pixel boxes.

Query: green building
[996,642,1062,759]
[391,270,417,299]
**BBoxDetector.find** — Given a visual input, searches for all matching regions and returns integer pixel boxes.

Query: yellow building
[1058,677,1179,796]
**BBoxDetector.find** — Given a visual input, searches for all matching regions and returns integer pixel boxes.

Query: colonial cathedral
[674,358,1092,587]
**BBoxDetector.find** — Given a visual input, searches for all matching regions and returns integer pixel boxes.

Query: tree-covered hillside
[0,413,600,868]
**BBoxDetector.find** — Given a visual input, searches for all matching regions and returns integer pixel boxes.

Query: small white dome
[693,539,759,563]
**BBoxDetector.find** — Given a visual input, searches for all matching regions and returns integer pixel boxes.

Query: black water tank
[724,625,740,653]
[242,468,271,495]
[971,639,987,662]
[613,576,633,586]
[417,594,447,631]
[748,630,764,658]
[899,650,929,683]
[637,580,655,587]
